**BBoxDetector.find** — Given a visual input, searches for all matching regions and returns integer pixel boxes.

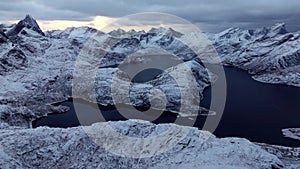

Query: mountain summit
[148,27,183,38]
[6,14,45,37]
[270,23,288,35]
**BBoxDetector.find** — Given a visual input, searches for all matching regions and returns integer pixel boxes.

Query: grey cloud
[0,0,90,21]
[110,13,191,27]
[0,0,299,32]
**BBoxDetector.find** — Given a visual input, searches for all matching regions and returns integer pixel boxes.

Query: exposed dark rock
[0,48,27,74]
[6,14,45,37]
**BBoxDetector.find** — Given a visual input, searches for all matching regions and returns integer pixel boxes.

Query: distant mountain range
[1,15,299,87]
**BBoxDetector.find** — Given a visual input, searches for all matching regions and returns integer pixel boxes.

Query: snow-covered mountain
[0,120,284,169]
[210,23,300,86]
[108,28,146,38]
[0,15,213,126]
[0,15,299,168]
[6,14,45,37]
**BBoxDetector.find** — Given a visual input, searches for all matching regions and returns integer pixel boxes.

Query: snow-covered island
[0,15,299,168]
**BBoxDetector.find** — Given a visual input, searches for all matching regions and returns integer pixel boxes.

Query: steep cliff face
[6,15,45,37]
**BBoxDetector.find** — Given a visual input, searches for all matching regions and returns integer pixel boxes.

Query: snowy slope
[0,120,284,169]
[210,23,300,86]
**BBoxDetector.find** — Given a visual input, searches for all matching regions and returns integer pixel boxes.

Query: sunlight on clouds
[36,15,160,32]
[4,15,196,33]
[37,16,115,32]
[36,16,156,32]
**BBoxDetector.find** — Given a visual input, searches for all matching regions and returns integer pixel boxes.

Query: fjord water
[33,65,300,147]
[203,65,300,146]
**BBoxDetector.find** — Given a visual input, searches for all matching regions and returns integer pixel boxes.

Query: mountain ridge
[6,14,45,37]
[1,15,299,87]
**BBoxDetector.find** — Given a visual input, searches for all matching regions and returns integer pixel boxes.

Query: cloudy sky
[0,0,299,32]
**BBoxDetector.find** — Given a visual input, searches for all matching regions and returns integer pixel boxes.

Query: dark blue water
[33,66,300,147]
[204,65,300,147]
[132,68,164,83]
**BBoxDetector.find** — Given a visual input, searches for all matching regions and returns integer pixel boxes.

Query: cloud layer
[0,0,299,32]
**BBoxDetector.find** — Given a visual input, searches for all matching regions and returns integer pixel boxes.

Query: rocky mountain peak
[148,27,183,38]
[23,15,38,26]
[148,27,167,34]
[270,23,288,35]
[6,14,45,37]
[126,29,146,35]
[108,28,127,36]
[127,29,136,34]
[214,23,290,41]
[217,27,240,37]
[108,28,147,37]
[167,28,183,38]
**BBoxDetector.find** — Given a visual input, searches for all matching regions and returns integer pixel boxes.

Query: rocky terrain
[210,23,300,87]
[0,120,284,169]
[282,128,300,141]
[0,15,216,126]
[0,15,299,168]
